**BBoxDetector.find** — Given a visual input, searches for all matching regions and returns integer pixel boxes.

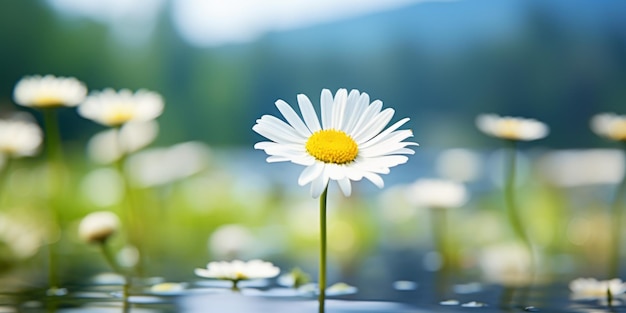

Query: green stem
[42,108,63,291]
[503,141,534,264]
[430,207,450,297]
[99,241,123,274]
[0,157,13,208]
[430,208,448,269]
[113,129,145,277]
[231,280,241,292]
[608,143,626,278]
[318,186,328,313]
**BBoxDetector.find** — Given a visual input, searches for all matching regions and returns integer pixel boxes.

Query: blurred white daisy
[78,88,164,127]
[208,224,254,260]
[406,178,468,209]
[476,114,549,141]
[126,141,210,187]
[253,88,418,198]
[0,117,42,158]
[479,243,533,287]
[87,120,159,164]
[0,211,45,261]
[591,113,626,142]
[78,211,120,244]
[569,278,626,301]
[13,74,87,108]
[194,259,280,285]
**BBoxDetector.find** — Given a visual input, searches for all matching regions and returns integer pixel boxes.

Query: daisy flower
[569,278,626,301]
[86,120,159,164]
[406,178,468,209]
[78,88,164,127]
[78,211,120,244]
[0,116,43,158]
[476,114,549,141]
[195,259,280,290]
[13,75,87,108]
[591,113,626,142]
[253,88,418,198]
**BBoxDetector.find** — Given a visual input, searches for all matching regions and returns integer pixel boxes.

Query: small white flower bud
[78,211,119,244]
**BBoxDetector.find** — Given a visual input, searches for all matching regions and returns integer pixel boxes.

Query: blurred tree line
[1,0,625,149]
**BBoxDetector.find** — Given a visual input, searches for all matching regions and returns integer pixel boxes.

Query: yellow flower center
[234,271,247,280]
[305,129,358,164]
[498,120,523,139]
[609,120,626,141]
[104,107,135,126]
[33,95,65,107]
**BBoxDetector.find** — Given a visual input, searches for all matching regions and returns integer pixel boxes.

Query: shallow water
[1,278,624,313]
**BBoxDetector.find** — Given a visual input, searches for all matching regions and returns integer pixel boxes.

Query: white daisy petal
[360,118,411,149]
[337,177,352,197]
[298,162,324,186]
[297,94,321,132]
[349,99,382,137]
[320,89,334,129]
[326,163,347,180]
[343,92,370,134]
[363,172,384,188]
[275,100,311,137]
[331,89,348,130]
[310,167,331,198]
[353,108,395,143]
[253,116,306,144]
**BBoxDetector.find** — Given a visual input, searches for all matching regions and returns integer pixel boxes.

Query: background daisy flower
[78,211,120,244]
[406,178,468,209]
[253,88,418,198]
[476,114,549,141]
[0,116,42,158]
[78,88,164,127]
[13,75,87,108]
[591,113,626,142]
[569,278,626,301]
[195,259,280,291]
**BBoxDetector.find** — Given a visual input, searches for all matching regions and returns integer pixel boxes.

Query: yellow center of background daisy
[33,95,65,107]
[305,129,358,164]
[498,120,522,139]
[610,120,626,141]
[105,107,135,126]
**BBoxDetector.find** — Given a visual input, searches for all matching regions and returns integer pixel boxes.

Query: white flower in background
[0,212,44,261]
[569,278,626,300]
[78,88,164,127]
[126,141,210,187]
[479,243,533,286]
[435,148,483,182]
[78,211,120,244]
[87,120,159,164]
[0,116,42,158]
[150,282,188,295]
[253,88,418,198]
[209,224,254,260]
[13,74,87,108]
[591,113,626,142]
[406,178,468,209]
[195,259,280,282]
[476,114,549,141]
[538,149,625,187]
